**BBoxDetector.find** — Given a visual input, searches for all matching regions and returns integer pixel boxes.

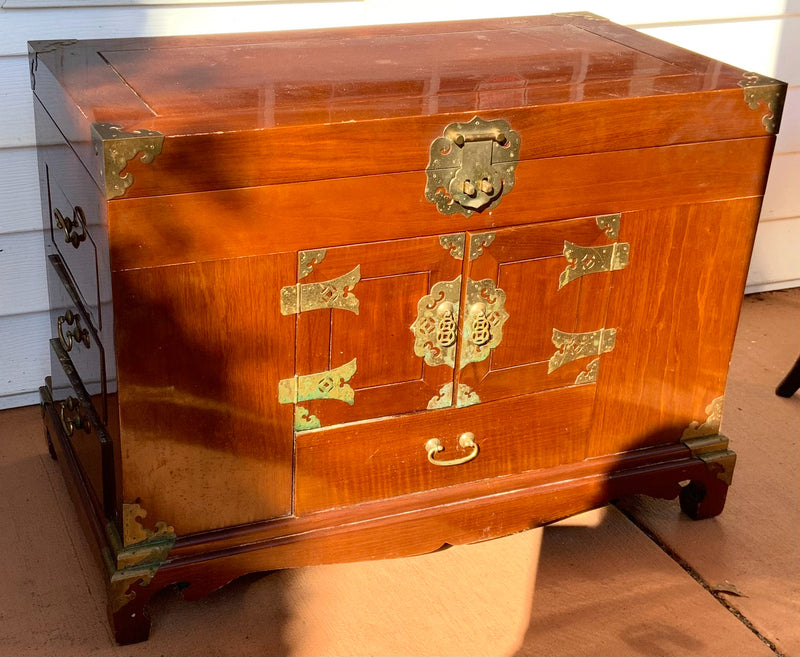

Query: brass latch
[425,116,520,216]
[280,265,361,316]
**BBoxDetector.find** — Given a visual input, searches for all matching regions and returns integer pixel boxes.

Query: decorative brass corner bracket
[439,235,466,260]
[681,396,724,440]
[469,233,496,261]
[104,503,176,614]
[425,116,520,217]
[91,123,164,200]
[298,250,327,280]
[738,72,787,134]
[427,382,481,409]
[596,213,621,240]
[681,434,736,487]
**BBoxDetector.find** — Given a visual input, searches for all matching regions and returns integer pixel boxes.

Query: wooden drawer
[295,383,596,514]
[46,253,107,422]
[43,131,108,331]
[47,338,115,518]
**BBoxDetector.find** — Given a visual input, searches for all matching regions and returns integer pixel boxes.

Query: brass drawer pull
[57,396,91,437]
[425,432,479,466]
[57,309,91,352]
[54,206,87,249]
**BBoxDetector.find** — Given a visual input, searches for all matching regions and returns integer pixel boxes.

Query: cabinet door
[457,214,626,405]
[285,235,463,429]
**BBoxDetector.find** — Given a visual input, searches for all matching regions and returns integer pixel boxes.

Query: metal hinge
[278,359,358,406]
[280,265,361,316]
[548,328,617,374]
[559,241,630,289]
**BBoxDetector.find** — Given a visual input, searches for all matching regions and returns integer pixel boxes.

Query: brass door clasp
[426,116,520,216]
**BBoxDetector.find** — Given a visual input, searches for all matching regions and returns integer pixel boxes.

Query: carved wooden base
[40,387,735,645]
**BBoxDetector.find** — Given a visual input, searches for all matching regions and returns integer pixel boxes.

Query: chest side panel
[112,253,295,535]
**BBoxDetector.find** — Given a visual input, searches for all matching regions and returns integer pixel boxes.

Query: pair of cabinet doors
[283,213,627,432]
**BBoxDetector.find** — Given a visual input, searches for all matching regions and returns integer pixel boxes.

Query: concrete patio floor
[1,289,797,656]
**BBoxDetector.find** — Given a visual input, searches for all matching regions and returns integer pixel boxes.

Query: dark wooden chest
[29,13,786,643]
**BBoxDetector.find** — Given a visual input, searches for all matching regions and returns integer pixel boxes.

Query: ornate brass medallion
[459,278,509,368]
[411,277,462,368]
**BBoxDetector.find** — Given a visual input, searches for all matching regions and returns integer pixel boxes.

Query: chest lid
[30,12,785,200]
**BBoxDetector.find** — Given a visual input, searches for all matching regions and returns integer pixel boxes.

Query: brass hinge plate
[91,123,164,200]
[559,240,630,289]
[280,265,360,316]
[278,359,358,406]
[548,328,617,373]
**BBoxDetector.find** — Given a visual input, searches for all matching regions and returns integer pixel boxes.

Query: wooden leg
[107,576,162,645]
[776,355,800,398]
[679,476,730,520]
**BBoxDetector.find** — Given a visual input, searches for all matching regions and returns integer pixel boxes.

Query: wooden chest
[30,14,786,644]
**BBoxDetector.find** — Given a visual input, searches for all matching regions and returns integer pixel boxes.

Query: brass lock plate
[425,116,520,217]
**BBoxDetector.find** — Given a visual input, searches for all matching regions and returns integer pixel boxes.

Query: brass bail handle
[446,128,507,147]
[425,432,479,466]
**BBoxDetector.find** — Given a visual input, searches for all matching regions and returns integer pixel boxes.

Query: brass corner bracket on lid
[91,123,165,200]
[738,72,787,134]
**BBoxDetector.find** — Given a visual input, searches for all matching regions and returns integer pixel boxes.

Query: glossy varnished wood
[588,198,765,456]
[30,15,776,198]
[106,138,774,272]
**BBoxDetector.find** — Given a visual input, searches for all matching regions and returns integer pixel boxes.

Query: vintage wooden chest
[29,13,786,643]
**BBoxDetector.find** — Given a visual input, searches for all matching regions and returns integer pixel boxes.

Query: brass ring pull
[425,432,479,466]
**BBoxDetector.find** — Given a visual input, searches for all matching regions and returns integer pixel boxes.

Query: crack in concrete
[614,503,785,657]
